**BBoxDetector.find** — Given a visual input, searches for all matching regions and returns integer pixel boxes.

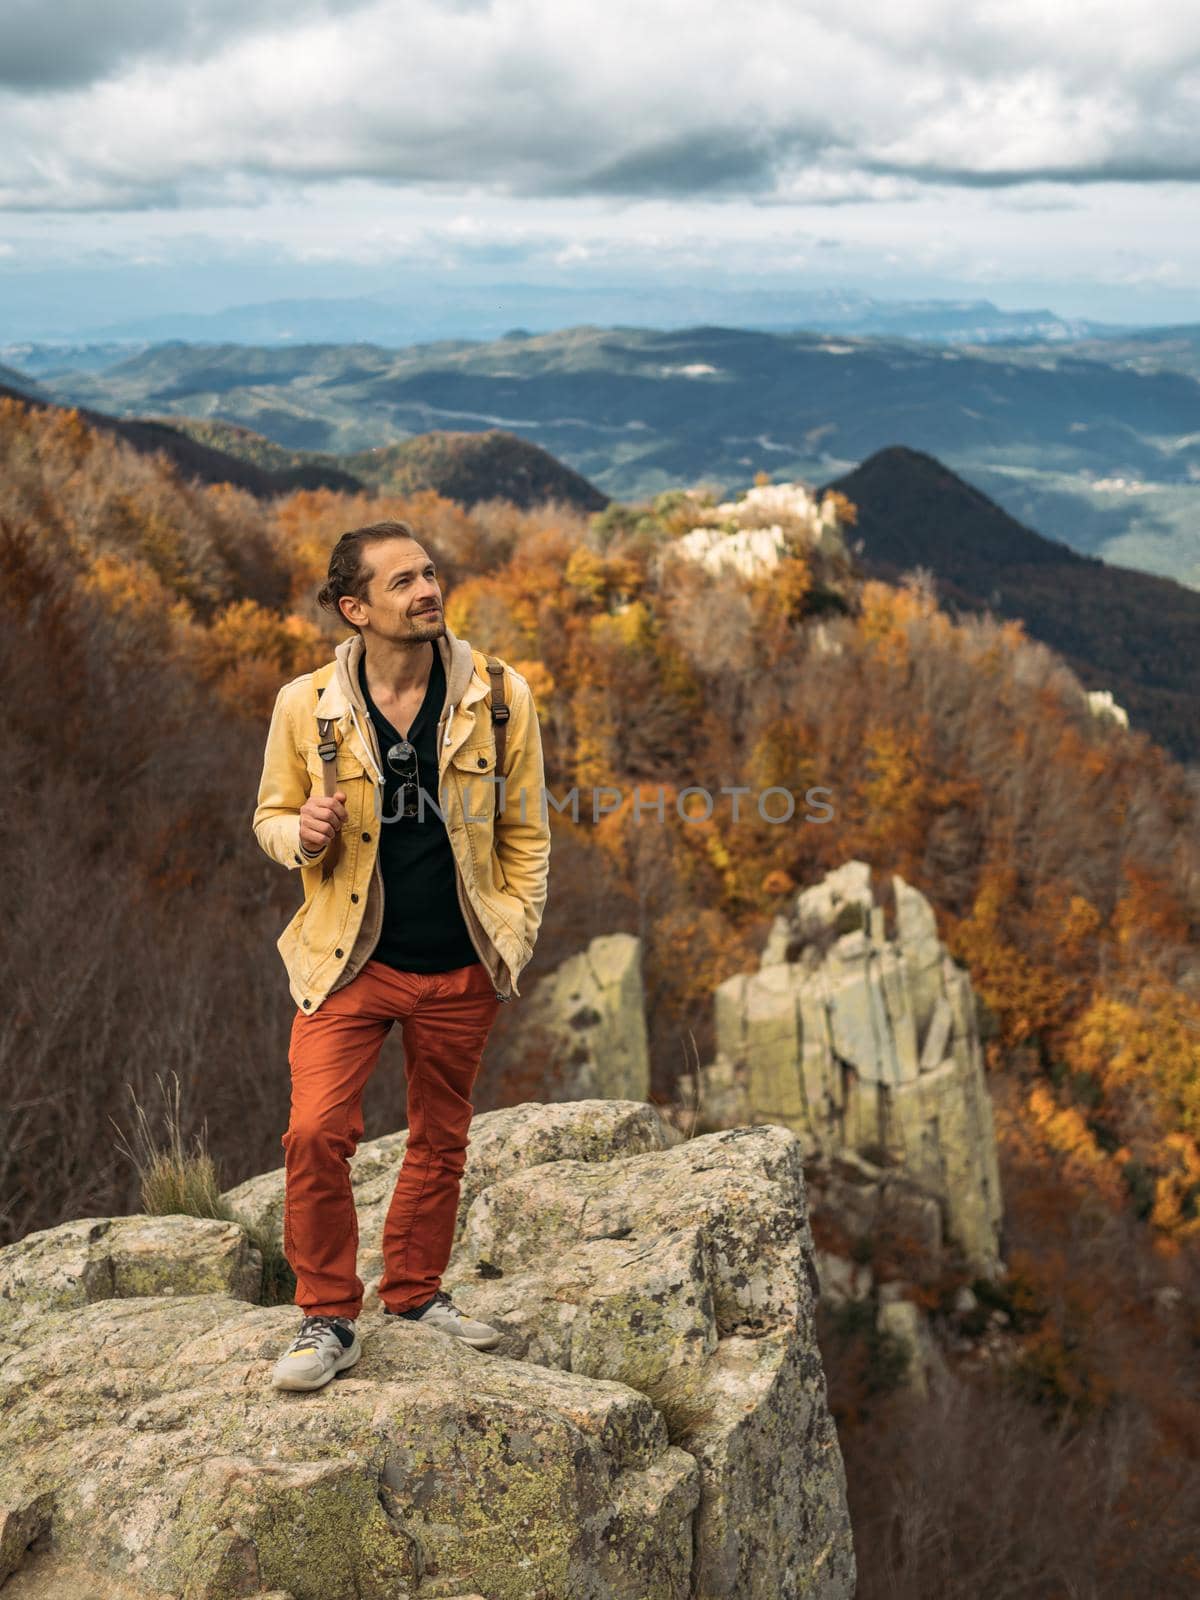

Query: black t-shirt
[358,648,480,973]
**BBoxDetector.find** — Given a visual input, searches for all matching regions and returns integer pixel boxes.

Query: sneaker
[386,1289,502,1350]
[271,1314,361,1392]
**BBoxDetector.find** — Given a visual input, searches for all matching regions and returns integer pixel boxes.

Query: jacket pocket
[449,739,529,946]
[449,736,499,827]
[304,740,371,791]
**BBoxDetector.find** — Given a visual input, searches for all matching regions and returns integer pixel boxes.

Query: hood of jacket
[311,625,479,786]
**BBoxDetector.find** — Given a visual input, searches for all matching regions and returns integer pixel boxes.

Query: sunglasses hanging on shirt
[385,739,421,819]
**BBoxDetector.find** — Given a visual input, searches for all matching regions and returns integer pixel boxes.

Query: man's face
[347,538,444,641]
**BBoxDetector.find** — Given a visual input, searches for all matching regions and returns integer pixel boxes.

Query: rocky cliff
[695,861,1003,1273]
[0,1102,855,1600]
[507,933,650,1103]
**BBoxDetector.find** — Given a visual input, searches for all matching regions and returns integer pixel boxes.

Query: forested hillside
[825,444,1200,761]
[4,395,1199,1591]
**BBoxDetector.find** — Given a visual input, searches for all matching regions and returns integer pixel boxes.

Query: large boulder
[0,1102,855,1600]
[222,1100,676,1292]
[702,861,1004,1272]
[498,933,651,1102]
[0,1294,698,1599]
[0,1214,261,1328]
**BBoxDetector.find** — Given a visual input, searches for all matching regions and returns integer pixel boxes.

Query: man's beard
[393,610,444,641]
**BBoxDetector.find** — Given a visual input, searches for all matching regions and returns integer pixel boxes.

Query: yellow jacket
[252,626,551,1013]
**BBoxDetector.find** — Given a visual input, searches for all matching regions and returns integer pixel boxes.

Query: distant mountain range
[0,363,53,402]
[0,287,1134,351]
[9,322,1198,590]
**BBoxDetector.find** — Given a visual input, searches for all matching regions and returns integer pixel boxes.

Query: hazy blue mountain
[953,324,1200,383]
[5,287,1129,351]
[0,362,52,401]
[35,322,1200,585]
[0,342,152,379]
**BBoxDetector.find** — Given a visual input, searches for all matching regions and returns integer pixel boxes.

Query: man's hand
[299,790,347,855]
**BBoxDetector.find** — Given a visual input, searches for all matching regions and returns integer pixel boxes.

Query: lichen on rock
[0,1101,855,1599]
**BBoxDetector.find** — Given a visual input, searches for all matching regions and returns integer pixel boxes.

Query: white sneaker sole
[271,1334,362,1392]
[387,1309,502,1350]
[451,1327,503,1351]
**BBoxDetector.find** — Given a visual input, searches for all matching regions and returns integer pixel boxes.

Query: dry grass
[113,1070,226,1219]
[112,1071,294,1305]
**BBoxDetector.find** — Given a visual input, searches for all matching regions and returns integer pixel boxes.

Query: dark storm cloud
[529,124,846,202]
[860,155,1200,187]
[562,131,783,199]
[0,0,369,91]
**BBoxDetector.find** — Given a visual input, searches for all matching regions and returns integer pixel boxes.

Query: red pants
[281,957,501,1318]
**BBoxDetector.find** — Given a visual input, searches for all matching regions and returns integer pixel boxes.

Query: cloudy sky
[1,0,1198,339]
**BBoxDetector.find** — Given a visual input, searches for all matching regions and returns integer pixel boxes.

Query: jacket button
[351,892,359,903]
[294,853,301,863]
[478,756,487,768]
[302,999,311,1009]
[362,831,371,841]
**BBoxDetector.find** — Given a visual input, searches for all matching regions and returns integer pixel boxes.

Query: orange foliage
[853,720,935,878]
[749,551,813,634]
[570,681,621,791]
[1112,860,1193,955]
[508,658,556,709]
[1024,1082,1127,1209]
[187,598,328,718]
[945,864,1082,1046]
[0,396,288,617]
[79,551,194,652]
[823,488,858,528]
[1066,981,1200,1146]
[1148,1132,1200,1241]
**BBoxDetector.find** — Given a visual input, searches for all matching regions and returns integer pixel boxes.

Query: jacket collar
[314,623,489,772]
[315,624,479,718]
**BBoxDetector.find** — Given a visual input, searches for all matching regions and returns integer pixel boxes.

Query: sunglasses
[385,739,421,819]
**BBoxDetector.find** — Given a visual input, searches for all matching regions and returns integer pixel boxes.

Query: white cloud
[0,0,1197,212]
[1,0,1197,331]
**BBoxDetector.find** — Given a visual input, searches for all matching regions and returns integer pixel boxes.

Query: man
[252,518,551,1393]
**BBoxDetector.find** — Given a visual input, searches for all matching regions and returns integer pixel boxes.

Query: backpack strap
[314,716,343,879]
[484,656,509,819]
[311,665,344,879]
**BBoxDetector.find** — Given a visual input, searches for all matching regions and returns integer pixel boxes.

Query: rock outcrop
[0,1215,263,1324]
[661,481,851,581]
[0,1101,855,1600]
[509,933,651,1102]
[697,861,1003,1272]
[1084,687,1129,729]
